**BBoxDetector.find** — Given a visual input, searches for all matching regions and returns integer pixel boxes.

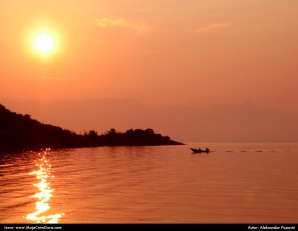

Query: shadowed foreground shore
[0,104,184,153]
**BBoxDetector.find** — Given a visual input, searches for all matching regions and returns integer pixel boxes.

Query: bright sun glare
[34,33,55,54]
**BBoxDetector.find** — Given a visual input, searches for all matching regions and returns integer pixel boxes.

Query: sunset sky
[1,0,298,117]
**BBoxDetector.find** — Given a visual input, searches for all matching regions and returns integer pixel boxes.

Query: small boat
[190,148,209,153]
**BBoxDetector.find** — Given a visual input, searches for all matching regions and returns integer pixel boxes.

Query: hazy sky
[1,0,297,115]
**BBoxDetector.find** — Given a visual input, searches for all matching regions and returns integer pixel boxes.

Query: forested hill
[0,104,183,153]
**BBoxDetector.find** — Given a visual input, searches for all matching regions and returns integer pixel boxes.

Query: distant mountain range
[0,104,183,153]
[2,99,298,142]
[152,102,298,142]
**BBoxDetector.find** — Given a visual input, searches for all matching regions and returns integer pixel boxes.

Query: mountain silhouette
[3,99,298,142]
[0,104,183,153]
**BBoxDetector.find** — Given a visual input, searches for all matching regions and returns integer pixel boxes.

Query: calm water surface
[0,143,297,223]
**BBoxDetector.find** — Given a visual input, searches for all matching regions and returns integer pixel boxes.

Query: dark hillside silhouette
[5,99,298,142]
[0,104,183,153]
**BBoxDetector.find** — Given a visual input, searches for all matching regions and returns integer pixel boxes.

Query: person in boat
[206,147,209,152]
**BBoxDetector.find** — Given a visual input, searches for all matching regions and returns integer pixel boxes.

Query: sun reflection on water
[26,149,64,223]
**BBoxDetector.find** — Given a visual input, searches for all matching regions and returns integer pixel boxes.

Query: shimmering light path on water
[0,143,297,223]
[26,149,64,223]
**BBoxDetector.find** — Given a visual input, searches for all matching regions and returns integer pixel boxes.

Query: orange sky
[1,0,298,116]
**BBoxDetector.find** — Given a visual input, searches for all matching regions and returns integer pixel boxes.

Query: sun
[33,32,55,54]
[34,33,54,53]
[25,24,63,59]
[35,33,54,53]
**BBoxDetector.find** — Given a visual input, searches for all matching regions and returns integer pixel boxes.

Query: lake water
[0,143,297,224]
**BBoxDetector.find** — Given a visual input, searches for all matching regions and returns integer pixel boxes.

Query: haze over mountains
[2,99,298,142]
